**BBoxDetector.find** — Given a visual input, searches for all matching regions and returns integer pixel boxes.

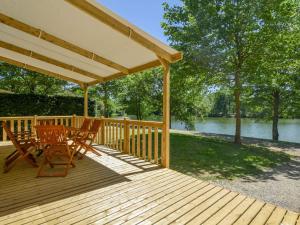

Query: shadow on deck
[0,144,160,220]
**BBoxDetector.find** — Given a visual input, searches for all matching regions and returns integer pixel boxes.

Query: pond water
[171,118,300,143]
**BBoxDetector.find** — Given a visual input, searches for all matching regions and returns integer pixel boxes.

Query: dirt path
[214,156,300,212]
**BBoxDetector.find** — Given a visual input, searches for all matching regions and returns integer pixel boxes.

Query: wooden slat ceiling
[0,0,182,86]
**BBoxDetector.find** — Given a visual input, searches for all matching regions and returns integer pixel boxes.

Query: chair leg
[23,153,38,168]
[36,157,47,177]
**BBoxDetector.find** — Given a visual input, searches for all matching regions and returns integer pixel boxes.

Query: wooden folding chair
[73,119,102,159]
[2,121,38,173]
[67,118,91,138]
[35,125,76,177]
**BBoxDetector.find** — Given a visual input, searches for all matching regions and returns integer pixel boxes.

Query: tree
[88,81,120,117]
[117,69,163,120]
[162,0,300,143]
[244,0,300,140]
[0,63,68,95]
[170,62,209,129]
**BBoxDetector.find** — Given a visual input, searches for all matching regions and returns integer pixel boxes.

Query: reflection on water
[171,118,300,143]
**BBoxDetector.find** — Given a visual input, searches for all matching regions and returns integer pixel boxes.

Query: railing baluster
[109,122,112,148]
[148,126,152,161]
[137,125,140,157]
[115,122,119,150]
[142,126,146,159]
[106,122,109,147]
[10,120,14,135]
[131,124,135,155]
[17,120,21,134]
[24,119,28,132]
[112,122,115,149]
[154,127,159,163]
[119,123,123,152]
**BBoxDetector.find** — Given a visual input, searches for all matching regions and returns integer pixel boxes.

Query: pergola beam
[65,0,182,63]
[0,41,104,81]
[87,59,162,86]
[0,12,129,74]
[0,55,84,85]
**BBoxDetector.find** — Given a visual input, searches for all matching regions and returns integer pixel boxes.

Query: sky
[96,0,181,44]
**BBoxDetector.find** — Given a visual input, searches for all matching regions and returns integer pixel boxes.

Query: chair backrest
[89,119,101,134]
[80,118,92,131]
[35,125,67,145]
[2,121,25,154]
[38,119,56,126]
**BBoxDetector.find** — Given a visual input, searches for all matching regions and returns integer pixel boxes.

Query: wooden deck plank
[296,215,300,225]
[117,182,212,225]
[232,200,265,225]
[151,186,222,225]
[187,191,239,224]
[0,144,298,225]
[106,180,209,225]
[202,195,247,225]
[142,184,217,225]
[281,211,299,225]
[0,170,171,224]
[89,177,205,224]
[171,189,230,224]
[51,171,191,224]
[249,203,276,225]
[3,170,176,224]
[218,197,256,225]
[265,207,287,225]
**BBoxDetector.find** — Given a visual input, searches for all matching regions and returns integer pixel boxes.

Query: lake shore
[171,129,300,156]
[171,117,300,143]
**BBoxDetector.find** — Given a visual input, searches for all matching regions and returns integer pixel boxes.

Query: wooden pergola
[1,2,299,223]
[0,0,182,168]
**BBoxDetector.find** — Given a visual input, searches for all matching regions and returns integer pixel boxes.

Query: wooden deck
[0,144,299,225]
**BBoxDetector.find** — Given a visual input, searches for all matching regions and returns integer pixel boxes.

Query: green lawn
[170,133,291,180]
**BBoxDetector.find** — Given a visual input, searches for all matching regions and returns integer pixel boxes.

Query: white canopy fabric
[0,0,182,86]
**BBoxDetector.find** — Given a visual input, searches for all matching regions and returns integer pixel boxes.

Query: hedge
[0,93,95,116]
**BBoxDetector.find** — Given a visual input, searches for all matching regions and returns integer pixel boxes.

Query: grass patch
[170,133,291,180]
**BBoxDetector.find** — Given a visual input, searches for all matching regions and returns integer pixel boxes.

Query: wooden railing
[0,115,165,166]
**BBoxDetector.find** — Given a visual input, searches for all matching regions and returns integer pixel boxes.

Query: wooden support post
[83,84,89,117]
[159,57,170,168]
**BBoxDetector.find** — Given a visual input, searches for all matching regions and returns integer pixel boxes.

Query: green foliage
[0,63,68,95]
[117,68,163,120]
[0,93,95,116]
[244,1,300,120]
[162,0,300,138]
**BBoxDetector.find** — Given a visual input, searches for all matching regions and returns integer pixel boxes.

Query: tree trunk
[272,90,280,141]
[233,30,243,144]
[234,70,241,144]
